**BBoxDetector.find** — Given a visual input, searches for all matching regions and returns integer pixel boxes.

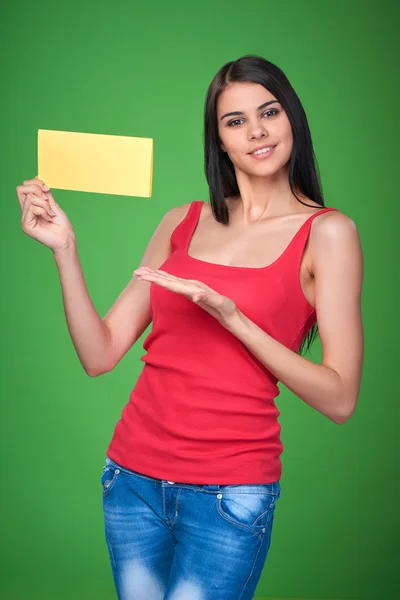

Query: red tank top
[106,200,338,484]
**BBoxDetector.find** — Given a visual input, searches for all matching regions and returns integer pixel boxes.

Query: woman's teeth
[252,145,275,155]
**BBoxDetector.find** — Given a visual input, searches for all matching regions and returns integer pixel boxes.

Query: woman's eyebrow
[220,99,280,121]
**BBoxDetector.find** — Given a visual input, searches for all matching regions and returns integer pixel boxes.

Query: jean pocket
[100,461,121,497]
[216,486,281,535]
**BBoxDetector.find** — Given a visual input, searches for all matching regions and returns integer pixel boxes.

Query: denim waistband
[104,455,281,494]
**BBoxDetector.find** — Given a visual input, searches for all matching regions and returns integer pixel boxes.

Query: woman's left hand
[133,267,238,325]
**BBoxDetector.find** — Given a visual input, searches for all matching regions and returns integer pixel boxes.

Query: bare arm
[53,242,110,376]
[53,203,191,377]
[222,211,364,424]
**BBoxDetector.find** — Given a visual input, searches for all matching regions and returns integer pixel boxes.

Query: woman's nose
[249,129,268,140]
[248,122,269,139]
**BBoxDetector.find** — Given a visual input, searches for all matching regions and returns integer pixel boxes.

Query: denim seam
[239,522,267,599]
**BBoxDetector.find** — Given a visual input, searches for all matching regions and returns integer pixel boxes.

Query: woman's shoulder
[309,206,359,252]
[289,196,351,229]
[162,200,200,230]
[163,200,196,220]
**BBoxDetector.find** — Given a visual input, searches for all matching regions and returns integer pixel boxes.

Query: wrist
[222,306,245,333]
[53,238,77,261]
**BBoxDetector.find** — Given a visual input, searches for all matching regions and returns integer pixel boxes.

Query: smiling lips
[249,144,277,159]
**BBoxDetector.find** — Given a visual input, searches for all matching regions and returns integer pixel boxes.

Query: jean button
[167,481,175,484]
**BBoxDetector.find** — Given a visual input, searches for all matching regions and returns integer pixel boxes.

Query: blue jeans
[101,455,282,600]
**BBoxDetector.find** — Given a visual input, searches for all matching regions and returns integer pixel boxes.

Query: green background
[1,0,398,598]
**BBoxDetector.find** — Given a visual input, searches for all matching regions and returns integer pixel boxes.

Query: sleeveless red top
[106,200,338,484]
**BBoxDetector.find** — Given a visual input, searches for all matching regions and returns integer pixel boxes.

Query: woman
[16,55,364,599]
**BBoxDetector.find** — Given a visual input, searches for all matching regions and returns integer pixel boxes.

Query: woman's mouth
[249,144,277,160]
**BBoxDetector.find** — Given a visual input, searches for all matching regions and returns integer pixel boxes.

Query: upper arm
[100,202,192,374]
[310,211,364,419]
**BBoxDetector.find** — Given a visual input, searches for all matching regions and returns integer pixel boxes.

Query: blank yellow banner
[38,129,153,197]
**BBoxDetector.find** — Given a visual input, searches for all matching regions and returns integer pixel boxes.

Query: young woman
[16,55,364,599]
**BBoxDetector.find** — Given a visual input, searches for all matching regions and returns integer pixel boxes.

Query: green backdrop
[1,0,398,599]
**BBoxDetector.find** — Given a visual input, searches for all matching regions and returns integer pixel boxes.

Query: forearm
[53,242,113,376]
[223,310,349,424]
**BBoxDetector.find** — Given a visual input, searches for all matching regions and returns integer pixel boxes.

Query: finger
[16,183,43,196]
[23,177,47,188]
[24,187,57,216]
[44,189,58,213]
[22,201,53,223]
[156,269,179,279]
[136,268,178,281]
[22,200,53,227]
[21,196,48,224]
[33,175,51,192]
[150,269,174,279]
[24,192,55,219]
[133,267,156,277]
[38,208,54,222]
[16,183,45,208]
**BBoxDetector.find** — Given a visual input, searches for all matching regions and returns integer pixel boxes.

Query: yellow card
[38,129,153,197]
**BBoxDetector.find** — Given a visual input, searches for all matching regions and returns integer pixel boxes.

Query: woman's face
[217,81,293,177]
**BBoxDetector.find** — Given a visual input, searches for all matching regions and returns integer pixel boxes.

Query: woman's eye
[227,109,279,127]
[264,109,279,118]
[227,118,244,127]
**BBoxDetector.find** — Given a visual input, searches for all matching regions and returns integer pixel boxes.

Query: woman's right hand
[17,176,76,253]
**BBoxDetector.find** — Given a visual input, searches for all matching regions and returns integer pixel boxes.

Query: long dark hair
[203,54,325,356]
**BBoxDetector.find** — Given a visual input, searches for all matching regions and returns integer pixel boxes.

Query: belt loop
[205,484,221,491]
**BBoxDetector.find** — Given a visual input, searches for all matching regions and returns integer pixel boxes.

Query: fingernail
[43,184,50,191]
